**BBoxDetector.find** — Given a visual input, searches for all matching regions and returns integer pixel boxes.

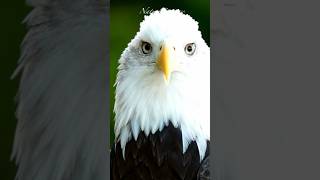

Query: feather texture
[114,9,210,161]
[111,122,210,180]
[12,1,109,179]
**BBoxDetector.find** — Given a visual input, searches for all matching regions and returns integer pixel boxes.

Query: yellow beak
[157,44,175,83]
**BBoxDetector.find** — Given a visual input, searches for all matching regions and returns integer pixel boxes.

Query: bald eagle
[111,9,210,180]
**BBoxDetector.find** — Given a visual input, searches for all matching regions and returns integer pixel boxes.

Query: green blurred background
[0,0,209,179]
[110,0,210,145]
[0,2,31,180]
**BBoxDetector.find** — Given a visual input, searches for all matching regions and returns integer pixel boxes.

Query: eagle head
[114,8,210,160]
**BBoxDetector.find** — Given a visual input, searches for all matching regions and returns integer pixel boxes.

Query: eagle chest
[111,123,210,180]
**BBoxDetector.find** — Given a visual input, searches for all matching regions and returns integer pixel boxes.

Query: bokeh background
[110,0,210,145]
[0,0,209,179]
[0,2,31,180]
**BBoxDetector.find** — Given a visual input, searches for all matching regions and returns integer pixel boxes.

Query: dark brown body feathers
[111,123,210,180]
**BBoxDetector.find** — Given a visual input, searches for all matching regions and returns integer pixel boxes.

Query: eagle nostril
[173,47,176,51]
[160,46,162,50]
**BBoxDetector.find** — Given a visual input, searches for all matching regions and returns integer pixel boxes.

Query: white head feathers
[114,8,210,160]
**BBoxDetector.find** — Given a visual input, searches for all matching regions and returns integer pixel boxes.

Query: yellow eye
[141,41,152,54]
[184,43,196,55]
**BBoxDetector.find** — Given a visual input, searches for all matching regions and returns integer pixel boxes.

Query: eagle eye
[184,43,196,55]
[141,41,152,54]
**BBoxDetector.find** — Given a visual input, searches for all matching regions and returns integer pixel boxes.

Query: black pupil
[187,45,193,52]
[144,43,151,51]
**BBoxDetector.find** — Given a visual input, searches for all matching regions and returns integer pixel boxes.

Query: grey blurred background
[213,1,320,180]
